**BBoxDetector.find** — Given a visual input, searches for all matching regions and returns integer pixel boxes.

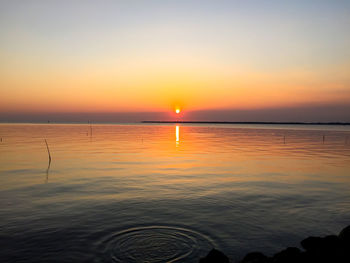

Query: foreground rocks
[199,249,229,263]
[199,225,350,263]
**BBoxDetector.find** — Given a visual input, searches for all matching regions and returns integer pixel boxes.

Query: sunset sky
[1,0,350,122]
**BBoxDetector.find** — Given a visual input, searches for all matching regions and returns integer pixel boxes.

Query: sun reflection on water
[176,125,180,146]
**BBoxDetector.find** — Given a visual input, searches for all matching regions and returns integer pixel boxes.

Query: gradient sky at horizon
[1,0,350,121]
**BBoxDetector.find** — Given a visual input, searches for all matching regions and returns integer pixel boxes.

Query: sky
[0,0,350,122]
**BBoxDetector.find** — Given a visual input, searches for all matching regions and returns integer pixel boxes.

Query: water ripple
[95,225,216,263]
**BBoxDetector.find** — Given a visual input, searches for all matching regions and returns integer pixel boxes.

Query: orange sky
[1,1,349,120]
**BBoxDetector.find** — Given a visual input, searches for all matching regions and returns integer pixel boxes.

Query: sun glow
[175,109,181,114]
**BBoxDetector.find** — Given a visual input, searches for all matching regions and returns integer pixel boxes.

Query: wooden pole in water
[89,121,92,137]
[44,139,52,164]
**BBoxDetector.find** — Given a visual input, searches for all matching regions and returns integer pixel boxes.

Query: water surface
[1,123,350,262]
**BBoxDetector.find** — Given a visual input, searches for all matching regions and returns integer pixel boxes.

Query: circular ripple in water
[97,225,216,263]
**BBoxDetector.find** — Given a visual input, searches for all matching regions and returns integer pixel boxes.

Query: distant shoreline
[1,121,350,126]
[142,121,350,125]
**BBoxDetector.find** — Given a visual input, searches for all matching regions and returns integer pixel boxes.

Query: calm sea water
[1,123,350,262]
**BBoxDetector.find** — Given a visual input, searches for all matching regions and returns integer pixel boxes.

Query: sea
[1,123,350,262]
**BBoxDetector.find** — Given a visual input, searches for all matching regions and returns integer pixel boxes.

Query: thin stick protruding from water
[88,120,92,137]
[45,139,52,164]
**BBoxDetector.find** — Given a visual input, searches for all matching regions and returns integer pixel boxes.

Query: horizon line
[1,121,350,125]
[142,121,350,125]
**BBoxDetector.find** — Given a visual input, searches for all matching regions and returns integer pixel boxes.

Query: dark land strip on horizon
[142,121,350,125]
[1,121,350,125]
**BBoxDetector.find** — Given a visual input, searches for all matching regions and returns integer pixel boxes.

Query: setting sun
[1,1,350,263]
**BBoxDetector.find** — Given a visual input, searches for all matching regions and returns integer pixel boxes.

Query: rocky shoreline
[200,225,350,263]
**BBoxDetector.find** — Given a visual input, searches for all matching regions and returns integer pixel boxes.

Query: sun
[175,109,181,114]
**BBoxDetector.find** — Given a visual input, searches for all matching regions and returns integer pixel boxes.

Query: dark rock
[297,251,310,263]
[209,226,350,263]
[300,236,323,252]
[300,233,350,263]
[323,235,342,250]
[339,225,350,244]
[241,252,269,263]
[199,248,229,263]
[321,235,346,261]
[272,247,301,263]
